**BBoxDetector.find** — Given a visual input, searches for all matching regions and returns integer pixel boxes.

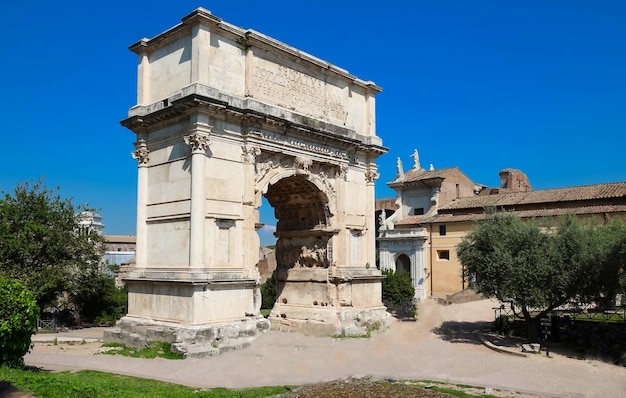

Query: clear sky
[1,1,624,246]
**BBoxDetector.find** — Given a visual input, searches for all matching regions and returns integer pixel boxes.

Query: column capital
[365,164,379,184]
[184,132,211,154]
[242,144,261,163]
[132,139,149,165]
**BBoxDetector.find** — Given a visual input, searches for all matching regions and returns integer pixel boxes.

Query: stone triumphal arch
[111,8,388,356]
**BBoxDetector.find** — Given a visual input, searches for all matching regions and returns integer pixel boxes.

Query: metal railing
[37,318,57,333]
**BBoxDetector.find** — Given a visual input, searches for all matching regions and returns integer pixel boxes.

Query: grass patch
[573,314,626,323]
[101,342,184,360]
[332,320,387,339]
[332,332,371,339]
[260,309,271,317]
[410,380,499,397]
[0,367,290,398]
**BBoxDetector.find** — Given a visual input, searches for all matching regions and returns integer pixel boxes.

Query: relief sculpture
[276,237,331,269]
[255,152,338,203]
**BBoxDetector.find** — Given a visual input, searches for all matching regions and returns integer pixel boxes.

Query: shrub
[382,269,416,317]
[260,276,277,310]
[0,277,39,367]
[493,315,512,335]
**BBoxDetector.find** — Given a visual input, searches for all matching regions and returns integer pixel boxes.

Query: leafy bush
[71,269,127,325]
[493,315,512,335]
[260,276,277,310]
[0,277,39,367]
[382,269,415,317]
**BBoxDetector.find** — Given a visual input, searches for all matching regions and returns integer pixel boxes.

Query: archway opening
[256,196,278,315]
[262,175,334,306]
[396,254,411,274]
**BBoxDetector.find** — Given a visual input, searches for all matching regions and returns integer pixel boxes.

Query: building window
[413,208,424,215]
[439,225,447,236]
[437,250,450,261]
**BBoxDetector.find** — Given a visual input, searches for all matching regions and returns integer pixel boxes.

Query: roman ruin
[108,8,388,357]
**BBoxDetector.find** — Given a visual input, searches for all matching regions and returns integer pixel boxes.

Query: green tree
[457,211,625,341]
[544,215,626,310]
[588,217,626,302]
[0,277,39,367]
[0,179,104,310]
[71,265,128,324]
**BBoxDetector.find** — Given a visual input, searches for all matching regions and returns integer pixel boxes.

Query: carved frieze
[254,152,286,187]
[259,131,349,160]
[254,152,338,201]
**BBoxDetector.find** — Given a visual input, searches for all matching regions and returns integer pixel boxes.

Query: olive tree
[457,211,625,341]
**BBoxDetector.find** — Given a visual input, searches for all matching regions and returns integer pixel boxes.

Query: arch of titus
[112,8,388,356]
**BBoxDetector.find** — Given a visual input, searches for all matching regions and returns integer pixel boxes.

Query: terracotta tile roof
[409,167,454,181]
[401,167,460,183]
[104,235,137,243]
[423,205,626,224]
[387,167,462,186]
[440,182,626,211]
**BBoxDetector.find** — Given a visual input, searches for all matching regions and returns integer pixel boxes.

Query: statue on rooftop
[411,149,421,170]
[396,157,404,179]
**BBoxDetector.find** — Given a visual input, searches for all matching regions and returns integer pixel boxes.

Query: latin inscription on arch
[251,59,347,123]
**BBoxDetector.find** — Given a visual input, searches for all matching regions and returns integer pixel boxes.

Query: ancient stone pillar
[132,139,149,268]
[184,130,210,269]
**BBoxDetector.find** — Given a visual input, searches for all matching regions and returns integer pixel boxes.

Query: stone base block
[268,304,389,336]
[104,316,270,358]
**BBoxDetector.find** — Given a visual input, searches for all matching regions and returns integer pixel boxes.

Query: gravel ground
[26,299,626,397]
[273,378,455,397]
[272,377,548,398]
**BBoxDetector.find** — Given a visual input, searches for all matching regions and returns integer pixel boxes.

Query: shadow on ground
[432,320,491,345]
[434,320,626,369]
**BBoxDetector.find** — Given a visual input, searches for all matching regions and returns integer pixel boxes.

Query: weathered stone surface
[341,325,368,337]
[104,317,270,357]
[119,8,387,355]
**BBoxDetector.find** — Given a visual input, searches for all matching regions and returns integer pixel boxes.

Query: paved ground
[26,299,626,398]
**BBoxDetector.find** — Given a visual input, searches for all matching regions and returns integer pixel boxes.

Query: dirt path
[26,299,626,397]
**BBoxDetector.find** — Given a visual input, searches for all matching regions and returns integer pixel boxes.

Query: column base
[268,304,389,337]
[104,316,270,358]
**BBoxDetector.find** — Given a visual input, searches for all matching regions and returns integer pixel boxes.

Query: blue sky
[1,1,624,246]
